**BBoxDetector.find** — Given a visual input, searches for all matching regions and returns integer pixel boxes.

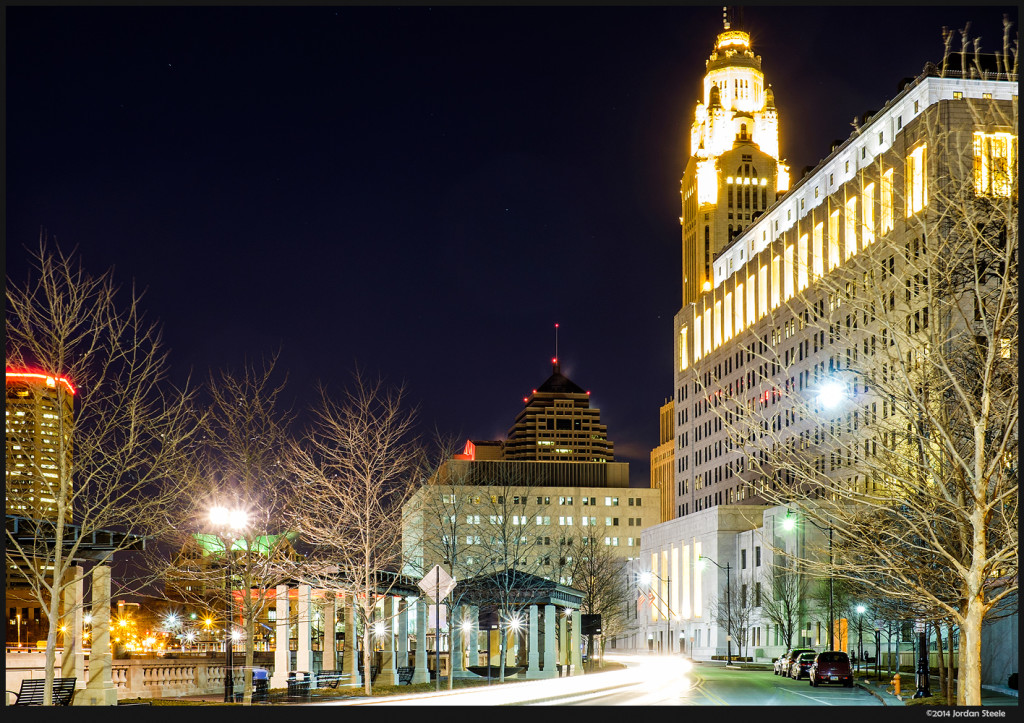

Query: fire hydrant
[891,673,901,697]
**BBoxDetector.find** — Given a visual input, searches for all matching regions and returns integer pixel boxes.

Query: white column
[411,598,430,684]
[323,594,337,672]
[468,606,479,667]
[271,585,290,688]
[570,609,583,675]
[296,585,313,674]
[377,596,397,685]
[342,596,358,687]
[61,565,86,689]
[450,604,466,676]
[80,565,117,705]
[543,604,557,677]
[397,597,409,668]
[525,604,543,678]
[558,609,567,673]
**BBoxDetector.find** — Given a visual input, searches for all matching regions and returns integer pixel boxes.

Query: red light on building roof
[5,369,76,395]
[523,397,528,403]
[586,391,591,395]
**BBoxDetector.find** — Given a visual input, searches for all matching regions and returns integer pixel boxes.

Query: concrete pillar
[296,585,313,674]
[505,626,517,667]
[543,605,557,676]
[411,598,430,684]
[398,597,409,667]
[61,565,85,690]
[323,594,337,671]
[558,608,568,673]
[80,564,117,705]
[570,609,583,675]
[467,606,479,667]
[450,604,465,676]
[342,596,358,686]
[271,585,290,688]
[377,596,397,685]
[525,604,543,678]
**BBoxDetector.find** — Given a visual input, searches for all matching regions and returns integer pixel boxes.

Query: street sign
[417,564,456,603]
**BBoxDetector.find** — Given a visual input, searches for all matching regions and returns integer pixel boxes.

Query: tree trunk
[936,622,946,699]
[363,625,373,695]
[960,596,984,705]
[243,613,255,705]
[946,621,955,706]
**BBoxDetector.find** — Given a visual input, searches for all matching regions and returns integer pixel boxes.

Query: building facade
[641,16,1017,678]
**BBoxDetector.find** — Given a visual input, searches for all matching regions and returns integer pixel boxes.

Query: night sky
[6,5,1016,485]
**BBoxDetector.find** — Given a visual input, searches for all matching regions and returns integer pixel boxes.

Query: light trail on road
[323,654,692,706]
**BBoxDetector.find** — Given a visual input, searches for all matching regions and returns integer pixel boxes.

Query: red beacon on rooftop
[5,369,76,395]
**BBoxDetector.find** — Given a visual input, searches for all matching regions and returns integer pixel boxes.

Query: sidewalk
[856,674,1018,707]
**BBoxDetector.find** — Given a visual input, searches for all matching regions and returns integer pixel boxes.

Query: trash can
[253,669,269,702]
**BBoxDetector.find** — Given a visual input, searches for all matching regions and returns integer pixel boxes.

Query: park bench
[7,677,77,706]
[315,671,349,688]
[396,666,415,685]
[356,663,379,683]
[285,671,311,702]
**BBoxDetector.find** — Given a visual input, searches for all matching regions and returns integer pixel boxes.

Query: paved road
[550,661,883,706]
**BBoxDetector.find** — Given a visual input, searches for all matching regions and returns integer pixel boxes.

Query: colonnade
[270,584,583,687]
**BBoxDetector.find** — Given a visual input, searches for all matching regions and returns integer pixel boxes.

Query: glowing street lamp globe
[816,382,845,409]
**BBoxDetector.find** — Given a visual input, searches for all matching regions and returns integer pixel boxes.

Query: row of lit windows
[680,146,935,371]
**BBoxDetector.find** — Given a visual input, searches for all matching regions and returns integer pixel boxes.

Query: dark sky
[6,4,1016,485]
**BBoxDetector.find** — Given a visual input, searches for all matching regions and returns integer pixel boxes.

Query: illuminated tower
[503,359,614,462]
[5,370,75,521]
[679,9,790,306]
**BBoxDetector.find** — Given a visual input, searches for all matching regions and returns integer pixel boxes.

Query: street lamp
[816,380,846,410]
[784,510,834,650]
[209,505,248,703]
[638,570,674,653]
[697,556,732,666]
[855,604,866,672]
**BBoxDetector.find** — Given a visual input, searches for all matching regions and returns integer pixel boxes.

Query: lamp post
[698,556,732,666]
[209,505,248,703]
[783,511,834,650]
[855,604,865,672]
[874,620,882,681]
[638,570,673,653]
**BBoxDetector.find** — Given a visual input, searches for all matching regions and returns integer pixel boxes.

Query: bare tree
[5,240,198,704]
[758,562,807,651]
[707,575,757,660]
[155,356,297,705]
[287,370,420,695]
[714,26,1017,704]
[558,528,631,668]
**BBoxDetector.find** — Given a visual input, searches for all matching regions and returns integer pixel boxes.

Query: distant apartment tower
[6,370,75,520]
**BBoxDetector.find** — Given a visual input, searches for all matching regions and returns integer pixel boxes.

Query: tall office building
[639,14,1016,664]
[503,360,613,462]
[6,370,75,521]
[679,12,790,307]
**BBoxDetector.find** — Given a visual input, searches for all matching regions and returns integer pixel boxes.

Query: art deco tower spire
[679,11,790,306]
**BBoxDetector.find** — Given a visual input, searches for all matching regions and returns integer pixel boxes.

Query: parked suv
[789,651,817,680]
[809,650,854,687]
[775,647,815,675]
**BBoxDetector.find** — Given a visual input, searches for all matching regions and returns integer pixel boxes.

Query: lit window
[797,234,809,290]
[881,169,894,233]
[783,245,794,300]
[703,307,711,354]
[714,300,722,347]
[862,182,875,246]
[812,223,824,278]
[745,277,755,327]
[758,264,768,318]
[770,255,781,309]
[906,144,928,215]
[845,196,858,259]
[828,211,840,270]
[973,132,1014,197]
[724,292,733,341]
[735,282,744,332]
[679,326,689,371]
[694,315,703,361]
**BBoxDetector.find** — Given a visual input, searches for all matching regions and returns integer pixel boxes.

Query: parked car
[775,647,815,675]
[809,650,854,687]
[789,651,816,679]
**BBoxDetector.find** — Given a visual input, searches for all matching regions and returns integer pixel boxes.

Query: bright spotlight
[816,382,845,408]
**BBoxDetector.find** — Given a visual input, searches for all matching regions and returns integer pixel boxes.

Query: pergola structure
[5,515,147,705]
[271,568,586,687]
